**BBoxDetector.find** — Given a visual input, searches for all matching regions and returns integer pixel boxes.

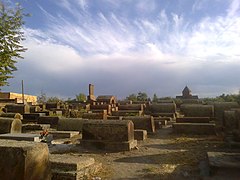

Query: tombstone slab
[134,129,147,141]
[0,139,51,180]
[0,133,40,142]
[81,120,137,151]
[172,123,216,135]
[207,152,240,178]
[176,117,210,123]
[122,116,155,133]
[51,154,101,180]
[0,117,22,134]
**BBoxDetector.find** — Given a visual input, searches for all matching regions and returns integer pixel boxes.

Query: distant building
[0,92,37,105]
[87,84,96,103]
[176,86,198,99]
[96,95,117,105]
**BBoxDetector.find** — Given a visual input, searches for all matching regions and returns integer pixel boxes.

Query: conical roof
[182,86,191,94]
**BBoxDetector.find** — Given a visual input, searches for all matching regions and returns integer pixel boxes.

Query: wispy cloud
[3,0,240,98]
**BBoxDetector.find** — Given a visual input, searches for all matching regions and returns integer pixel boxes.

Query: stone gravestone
[0,117,22,134]
[81,120,137,151]
[0,140,51,180]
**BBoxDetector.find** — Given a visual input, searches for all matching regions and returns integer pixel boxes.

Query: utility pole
[21,80,24,104]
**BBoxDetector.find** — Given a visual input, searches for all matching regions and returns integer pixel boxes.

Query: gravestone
[172,123,216,135]
[0,117,22,134]
[0,140,51,180]
[122,116,155,133]
[81,120,137,151]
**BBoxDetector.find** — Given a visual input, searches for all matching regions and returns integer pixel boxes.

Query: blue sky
[2,0,240,99]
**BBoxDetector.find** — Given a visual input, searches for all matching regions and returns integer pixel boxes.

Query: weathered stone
[112,110,143,116]
[176,117,210,123]
[0,117,22,134]
[29,105,41,113]
[154,117,172,121]
[90,104,111,115]
[213,102,239,126]
[154,120,161,130]
[122,116,155,133]
[5,104,30,114]
[0,112,23,120]
[151,112,176,118]
[46,102,60,110]
[107,116,121,120]
[0,133,40,142]
[234,109,240,132]
[22,113,46,123]
[223,110,238,133]
[37,116,59,128]
[57,118,87,132]
[172,123,216,135]
[50,154,101,180]
[82,110,107,120]
[207,152,240,177]
[148,103,176,114]
[180,104,214,117]
[22,124,50,132]
[118,104,144,111]
[81,120,137,151]
[134,129,147,141]
[49,131,79,139]
[0,139,51,180]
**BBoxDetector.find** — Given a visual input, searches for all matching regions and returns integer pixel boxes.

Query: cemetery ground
[50,126,230,179]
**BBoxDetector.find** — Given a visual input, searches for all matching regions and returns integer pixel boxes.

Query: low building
[0,92,37,105]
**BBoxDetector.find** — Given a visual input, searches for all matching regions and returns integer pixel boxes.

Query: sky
[1,0,240,99]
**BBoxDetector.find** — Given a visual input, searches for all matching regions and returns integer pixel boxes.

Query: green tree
[137,92,148,101]
[126,93,137,101]
[152,93,158,102]
[75,93,86,102]
[47,96,63,103]
[0,2,27,86]
[37,90,47,103]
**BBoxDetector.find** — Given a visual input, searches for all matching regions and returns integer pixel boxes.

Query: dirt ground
[49,126,230,180]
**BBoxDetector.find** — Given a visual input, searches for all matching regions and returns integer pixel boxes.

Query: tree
[47,96,63,103]
[137,91,148,101]
[37,90,47,103]
[0,2,27,86]
[75,93,86,102]
[126,93,137,101]
[152,93,158,102]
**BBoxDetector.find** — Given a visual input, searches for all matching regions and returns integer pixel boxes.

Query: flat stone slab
[22,123,50,132]
[0,133,40,142]
[207,152,240,169]
[172,123,216,135]
[0,139,50,180]
[134,129,147,141]
[176,117,210,123]
[81,139,137,152]
[49,130,79,139]
[50,154,95,171]
[50,154,102,180]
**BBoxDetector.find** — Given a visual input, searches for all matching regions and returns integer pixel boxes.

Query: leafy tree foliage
[152,93,158,102]
[75,93,86,102]
[37,91,63,103]
[126,93,137,101]
[202,93,240,105]
[126,92,149,101]
[37,91,47,103]
[137,91,148,101]
[0,2,27,86]
[47,96,63,103]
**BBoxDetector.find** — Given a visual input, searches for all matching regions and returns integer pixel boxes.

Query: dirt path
[50,126,227,179]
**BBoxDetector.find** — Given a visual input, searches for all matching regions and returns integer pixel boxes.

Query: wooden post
[21,80,24,104]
